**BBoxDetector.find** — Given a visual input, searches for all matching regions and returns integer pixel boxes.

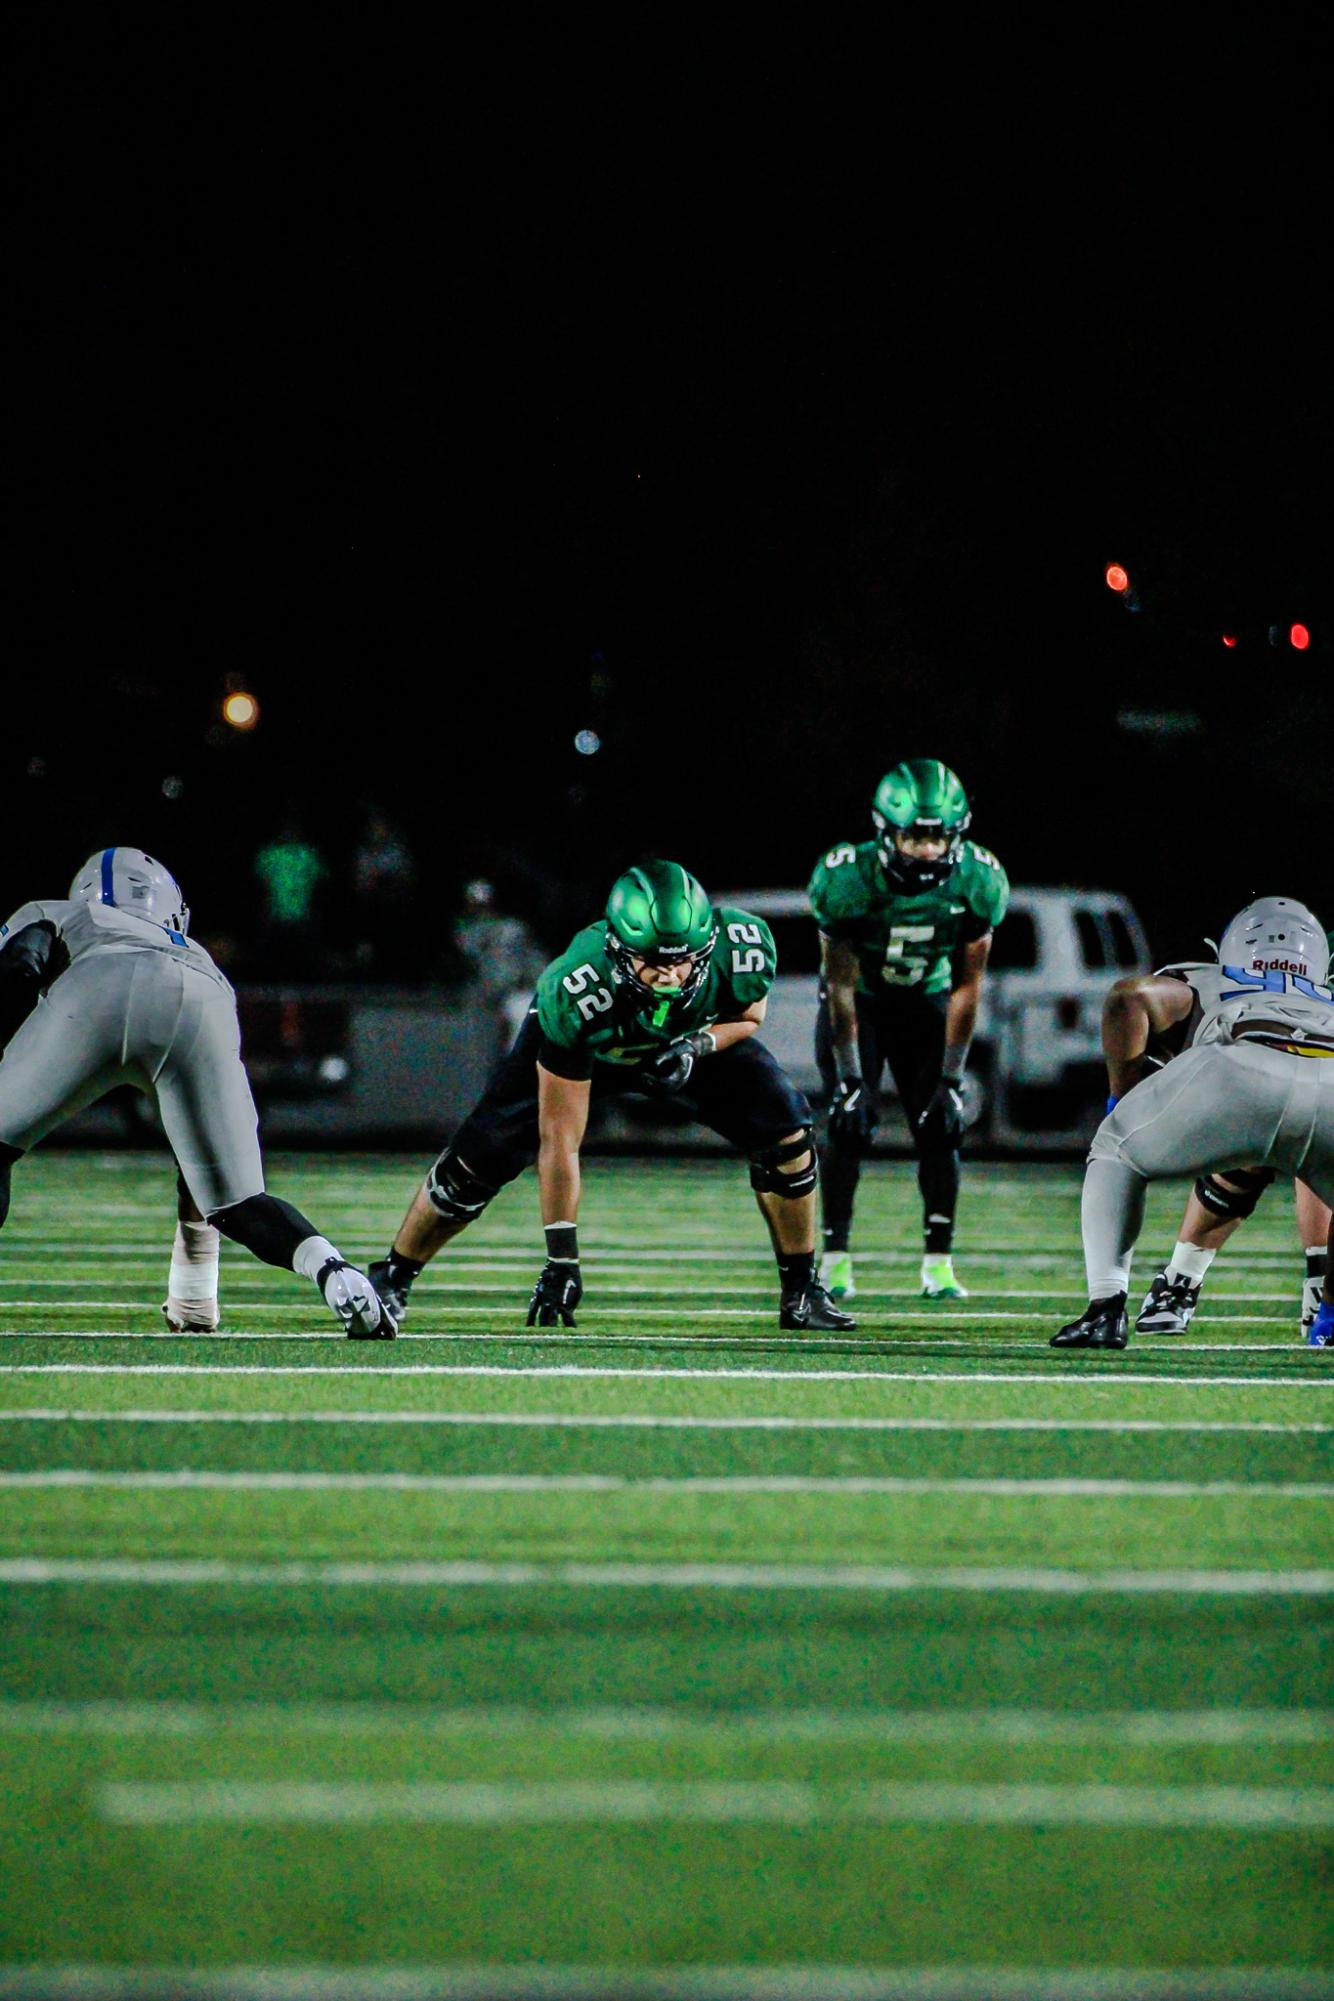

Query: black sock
[384,1249,424,1291]
[777,1252,816,1294]
[822,1226,850,1253]
[1306,1248,1328,1281]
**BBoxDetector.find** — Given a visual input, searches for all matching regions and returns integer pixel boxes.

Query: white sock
[167,1221,220,1302]
[1168,1242,1216,1283]
[292,1234,342,1282]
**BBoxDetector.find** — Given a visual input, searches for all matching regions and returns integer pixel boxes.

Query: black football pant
[815,986,959,1254]
[448,1010,812,1188]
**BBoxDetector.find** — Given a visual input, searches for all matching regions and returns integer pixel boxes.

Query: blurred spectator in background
[254,812,328,976]
[351,808,420,979]
[456,877,547,1046]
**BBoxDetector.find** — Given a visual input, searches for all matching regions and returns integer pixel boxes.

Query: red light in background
[1221,633,1238,648]
[1104,563,1130,593]
[1289,623,1311,650]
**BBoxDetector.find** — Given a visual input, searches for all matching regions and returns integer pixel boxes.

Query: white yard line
[2,1699,1329,1744]
[0,1307,1301,1327]
[3,1470,1328,1498]
[0,1278,1309,1304]
[96,1777,1334,1829]
[5,1359,1330,1392]
[2,1558,1330,1593]
[3,1409,1326,1433]
[1,1964,1330,2001]
[0,1364,1323,1387]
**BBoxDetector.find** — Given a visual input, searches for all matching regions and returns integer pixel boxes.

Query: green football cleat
[818,1250,856,1301]
[920,1254,967,1300]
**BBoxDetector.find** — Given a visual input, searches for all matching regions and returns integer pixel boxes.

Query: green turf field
[1,1148,1330,2000]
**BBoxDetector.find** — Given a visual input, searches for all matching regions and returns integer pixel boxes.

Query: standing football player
[1133,918,1334,1341]
[369,859,855,1332]
[0,848,394,1339]
[809,759,1008,1302]
[1053,895,1334,1351]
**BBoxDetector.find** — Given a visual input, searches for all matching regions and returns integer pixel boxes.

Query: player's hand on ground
[917,1079,965,1144]
[526,1259,583,1327]
[828,1076,873,1144]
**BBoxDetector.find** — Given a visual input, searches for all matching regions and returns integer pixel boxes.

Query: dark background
[10,16,1331,967]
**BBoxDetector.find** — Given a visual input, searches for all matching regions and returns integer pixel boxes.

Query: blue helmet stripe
[99,849,117,907]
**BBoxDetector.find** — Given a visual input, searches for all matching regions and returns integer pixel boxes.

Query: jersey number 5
[563,963,614,1021]
[727,921,766,975]
[882,924,935,987]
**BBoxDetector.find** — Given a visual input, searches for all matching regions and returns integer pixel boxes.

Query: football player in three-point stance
[809,759,1008,1303]
[1054,895,1334,1352]
[369,860,855,1333]
[0,848,395,1339]
[1132,916,1334,1342]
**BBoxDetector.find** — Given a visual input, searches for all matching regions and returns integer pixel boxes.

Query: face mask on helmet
[1218,896,1329,985]
[69,848,190,938]
[873,817,969,891]
[608,936,714,1012]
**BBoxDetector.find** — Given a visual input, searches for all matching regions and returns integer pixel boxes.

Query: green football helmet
[605,860,718,1011]
[872,758,971,890]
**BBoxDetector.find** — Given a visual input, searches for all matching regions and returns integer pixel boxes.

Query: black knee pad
[1194,1166,1276,1221]
[749,1127,818,1199]
[426,1149,499,1223]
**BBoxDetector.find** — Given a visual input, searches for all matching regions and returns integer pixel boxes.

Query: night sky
[11,18,1332,964]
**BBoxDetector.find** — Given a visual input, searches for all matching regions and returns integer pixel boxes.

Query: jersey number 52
[563,963,614,1021]
[727,921,766,975]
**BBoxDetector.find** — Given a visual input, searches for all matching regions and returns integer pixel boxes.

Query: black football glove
[640,1028,715,1096]
[828,1075,874,1145]
[526,1259,583,1327]
[916,1079,966,1145]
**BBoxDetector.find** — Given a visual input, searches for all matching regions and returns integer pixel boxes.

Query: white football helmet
[1218,895,1328,984]
[69,848,190,937]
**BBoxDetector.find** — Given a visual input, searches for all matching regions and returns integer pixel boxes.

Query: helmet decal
[1218,896,1329,986]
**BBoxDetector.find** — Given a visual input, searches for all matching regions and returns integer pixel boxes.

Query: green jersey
[808,838,1009,997]
[536,908,776,1077]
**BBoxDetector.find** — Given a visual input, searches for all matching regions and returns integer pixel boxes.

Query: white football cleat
[319,1259,398,1340]
[161,1297,220,1333]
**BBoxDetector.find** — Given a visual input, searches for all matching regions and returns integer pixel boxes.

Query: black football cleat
[1050,1294,1129,1349]
[780,1282,858,1332]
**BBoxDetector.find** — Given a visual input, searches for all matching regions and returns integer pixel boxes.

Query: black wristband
[544,1223,579,1263]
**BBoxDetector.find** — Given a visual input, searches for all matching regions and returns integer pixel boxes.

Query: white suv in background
[720,884,1152,1138]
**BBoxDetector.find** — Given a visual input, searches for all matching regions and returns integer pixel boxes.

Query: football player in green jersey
[809,759,1009,1301]
[368,860,854,1333]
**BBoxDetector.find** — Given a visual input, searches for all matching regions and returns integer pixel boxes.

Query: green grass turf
[0,1147,1330,1992]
